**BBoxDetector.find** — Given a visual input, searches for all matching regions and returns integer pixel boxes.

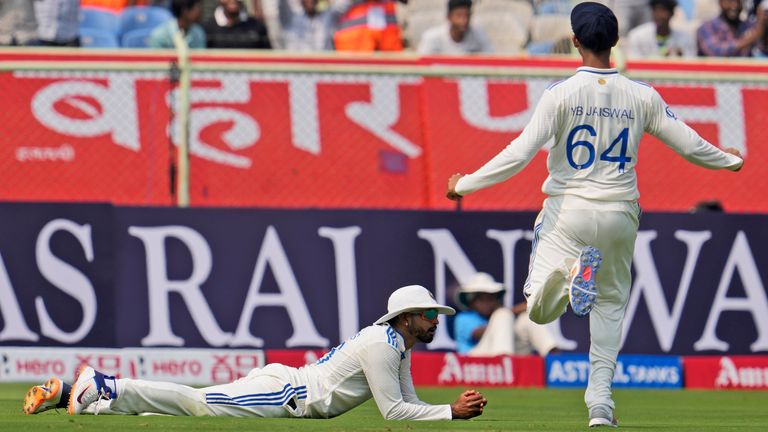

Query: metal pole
[172,31,191,208]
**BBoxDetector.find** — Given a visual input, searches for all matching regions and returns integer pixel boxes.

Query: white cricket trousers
[106,364,306,417]
[523,195,639,413]
[468,308,558,357]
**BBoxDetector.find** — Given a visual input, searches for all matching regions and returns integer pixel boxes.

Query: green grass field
[3,384,767,431]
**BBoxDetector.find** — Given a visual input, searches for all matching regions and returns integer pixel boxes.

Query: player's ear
[571,35,580,49]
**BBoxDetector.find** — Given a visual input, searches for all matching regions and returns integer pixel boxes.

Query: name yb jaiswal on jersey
[571,106,635,120]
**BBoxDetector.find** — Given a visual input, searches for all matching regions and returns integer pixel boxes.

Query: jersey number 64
[566,125,632,173]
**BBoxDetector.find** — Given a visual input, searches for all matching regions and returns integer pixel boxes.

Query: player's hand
[446,173,464,201]
[450,389,487,419]
[722,147,744,171]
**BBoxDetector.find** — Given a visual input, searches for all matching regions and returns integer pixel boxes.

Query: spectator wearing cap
[453,273,558,357]
[697,0,768,57]
[417,0,492,55]
[150,0,206,48]
[204,0,271,48]
[626,0,696,58]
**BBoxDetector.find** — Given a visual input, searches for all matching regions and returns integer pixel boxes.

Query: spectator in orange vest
[81,0,151,11]
[333,0,406,51]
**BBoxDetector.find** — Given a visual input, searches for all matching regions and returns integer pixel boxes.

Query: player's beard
[409,316,437,343]
[417,329,435,343]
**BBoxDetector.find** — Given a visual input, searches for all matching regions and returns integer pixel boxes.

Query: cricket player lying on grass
[23,285,487,420]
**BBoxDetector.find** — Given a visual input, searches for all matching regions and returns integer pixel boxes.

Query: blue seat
[535,0,572,15]
[80,7,120,33]
[121,28,154,48]
[527,41,556,56]
[80,28,120,48]
[678,0,695,20]
[118,6,173,36]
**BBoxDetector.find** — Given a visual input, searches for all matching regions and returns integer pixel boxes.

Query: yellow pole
[172,31,191,208]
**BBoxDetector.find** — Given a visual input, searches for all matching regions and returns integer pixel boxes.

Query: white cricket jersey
[292,324,452,420]
[455,66,743,201]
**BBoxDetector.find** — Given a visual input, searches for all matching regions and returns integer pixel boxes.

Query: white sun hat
[374,285,456,325]
[456,272,506,309]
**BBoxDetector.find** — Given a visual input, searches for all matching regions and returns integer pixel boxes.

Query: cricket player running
[446,2,743,427]
[23,285,487,421]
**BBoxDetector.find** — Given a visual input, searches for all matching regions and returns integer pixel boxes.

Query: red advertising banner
[1,51,766,212]
[410,352,544,387]
[265,350,327,368]
[683,356,768,390]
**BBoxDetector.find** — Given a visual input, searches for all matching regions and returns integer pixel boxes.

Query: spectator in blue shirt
[453,272,558,357]
[278,0,338,51]
[150,0,207,48]
[697,0,767,56]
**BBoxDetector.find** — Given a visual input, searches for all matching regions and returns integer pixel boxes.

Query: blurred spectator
[204,0,271,48]
[0,0,37,45]
[614,0,652,37]
[150,0,206,48]
[758,0,768,55]
[453,273,559,357]
[417,0,492,55]
[246,0,265,19]
[279,0,337,51]
[333,0,405,51]
[626,0,696,57]
[697,0,767,56]
[32,0,81,47]
[690,199,725,213]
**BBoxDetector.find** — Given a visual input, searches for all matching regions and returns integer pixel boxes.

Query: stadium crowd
[0,0,766,57]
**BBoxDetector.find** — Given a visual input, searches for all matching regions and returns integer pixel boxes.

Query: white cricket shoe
[569,245,602,317]
[589,406,618,427]
[23,377,64,414]
[68,365,117,415]
[589,417,619,427]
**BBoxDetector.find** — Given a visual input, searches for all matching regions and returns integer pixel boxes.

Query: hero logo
[715,357,768,388]
[438,353,514,385]
[210,354,262,383]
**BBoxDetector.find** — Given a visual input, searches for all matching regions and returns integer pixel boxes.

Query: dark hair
[387,315,403,327]
[448,0,473,14]
[171,0,201,18]
[691,200,724,213]
[570,2,619,53]
[650,0,678,13]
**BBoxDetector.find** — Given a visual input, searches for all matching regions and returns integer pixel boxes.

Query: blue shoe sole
[569,246,602,317]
